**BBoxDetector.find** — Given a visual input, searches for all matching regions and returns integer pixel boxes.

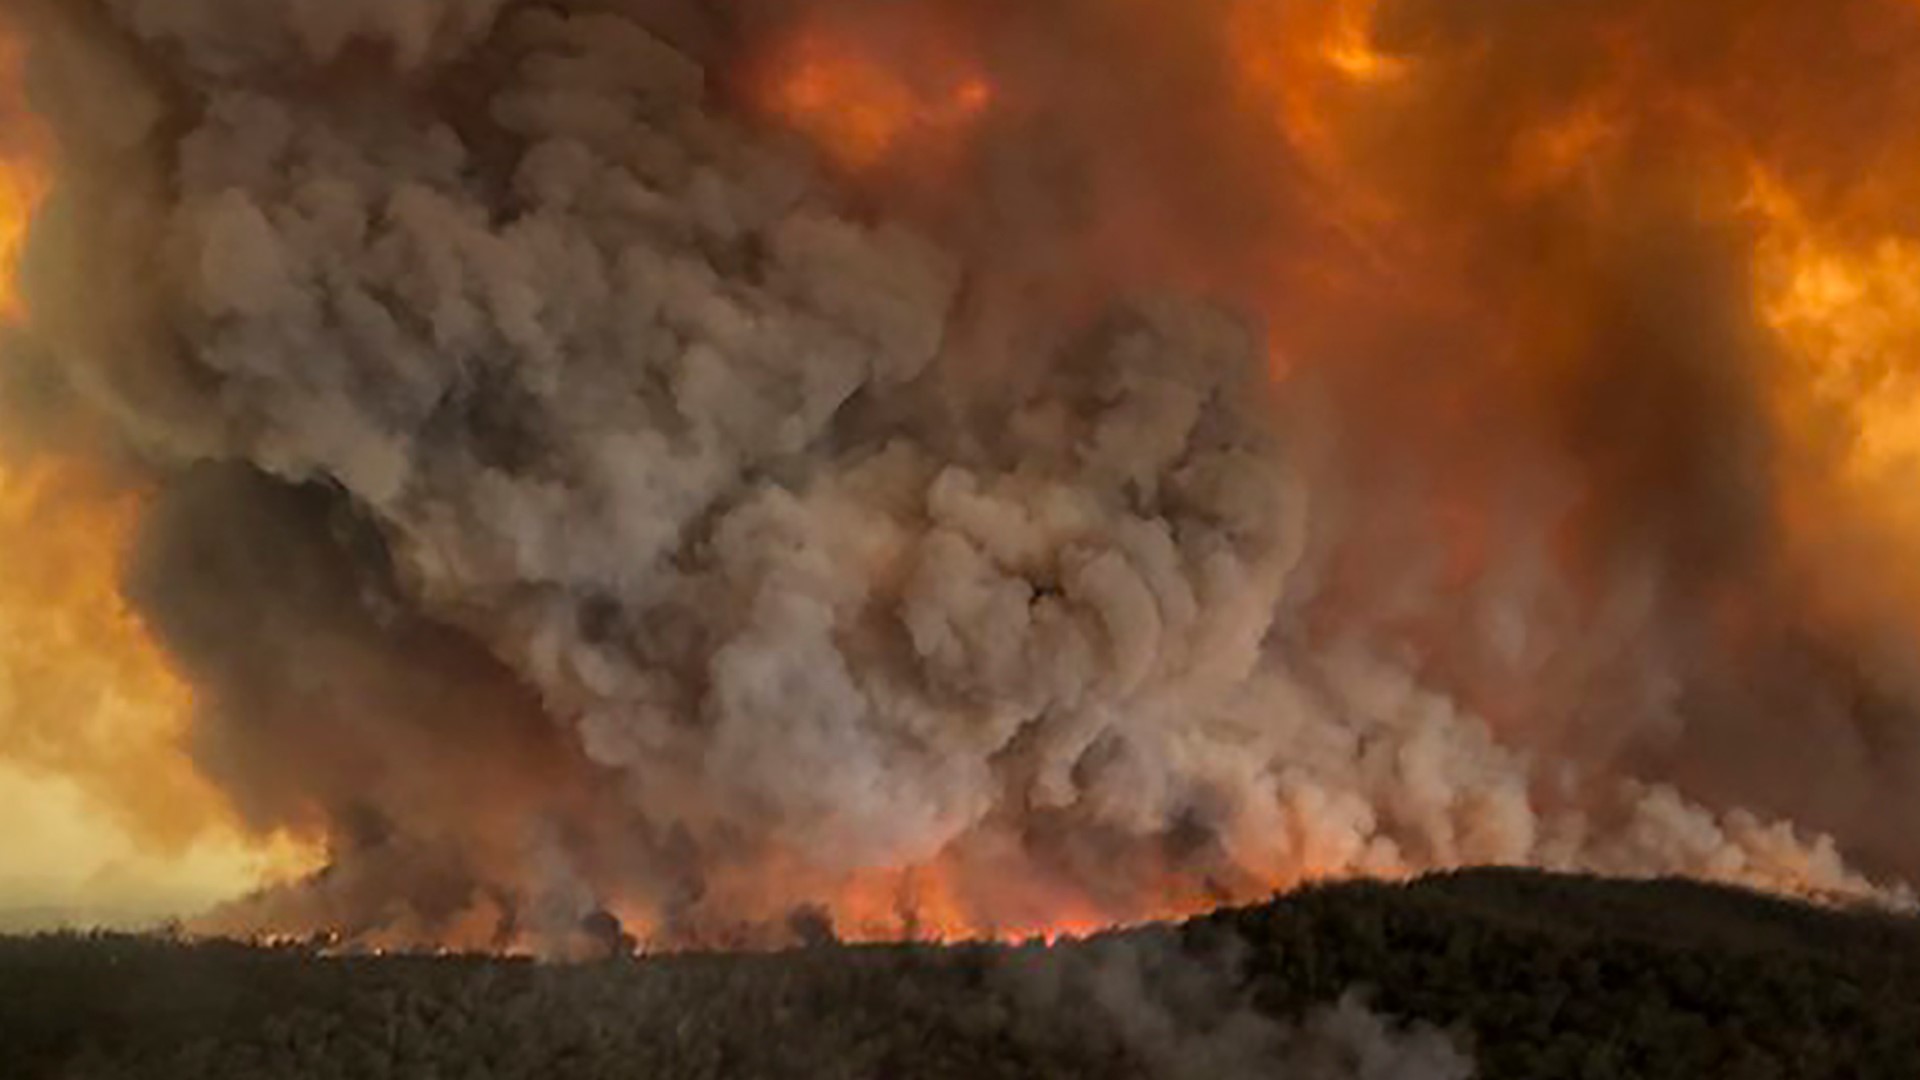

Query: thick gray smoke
[8,0,1907,949]
[1000,932,1474,1080]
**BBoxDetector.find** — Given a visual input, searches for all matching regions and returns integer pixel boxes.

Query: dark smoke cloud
[9,0,1920,948]
[123,464,642,946]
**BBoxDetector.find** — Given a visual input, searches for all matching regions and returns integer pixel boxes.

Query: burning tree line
[5,870,1920,1078]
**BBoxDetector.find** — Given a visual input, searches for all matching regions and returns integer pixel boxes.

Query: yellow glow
[0,20,322,928]
[0,761,313,931]
[1750,171,1920,535]
[0,459,325,924]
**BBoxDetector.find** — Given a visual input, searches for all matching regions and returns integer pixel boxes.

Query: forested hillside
[4,869,1917,1079]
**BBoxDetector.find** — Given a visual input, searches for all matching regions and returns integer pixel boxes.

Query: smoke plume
[6,0,1920,946]
[999,932,1474,1080]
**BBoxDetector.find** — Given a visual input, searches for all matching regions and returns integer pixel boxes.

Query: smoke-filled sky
[3,0,1920,948]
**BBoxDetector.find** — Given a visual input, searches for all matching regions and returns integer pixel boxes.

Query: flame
[820,858,1141,945]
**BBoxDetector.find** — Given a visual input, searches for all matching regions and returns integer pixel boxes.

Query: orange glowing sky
[0,22,318,930]
[3,0,1920,939]
[0,461,319,929]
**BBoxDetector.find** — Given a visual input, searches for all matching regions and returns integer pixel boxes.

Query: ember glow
[4,0,1920,951]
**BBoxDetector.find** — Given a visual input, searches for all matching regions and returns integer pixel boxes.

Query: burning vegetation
[3,0,1920,954]
[8,870,1920,1078]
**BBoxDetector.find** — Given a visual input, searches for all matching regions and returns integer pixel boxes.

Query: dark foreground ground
[4,869,1919,1079]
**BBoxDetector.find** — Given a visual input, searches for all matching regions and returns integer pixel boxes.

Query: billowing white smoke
[9,0,1895,945]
